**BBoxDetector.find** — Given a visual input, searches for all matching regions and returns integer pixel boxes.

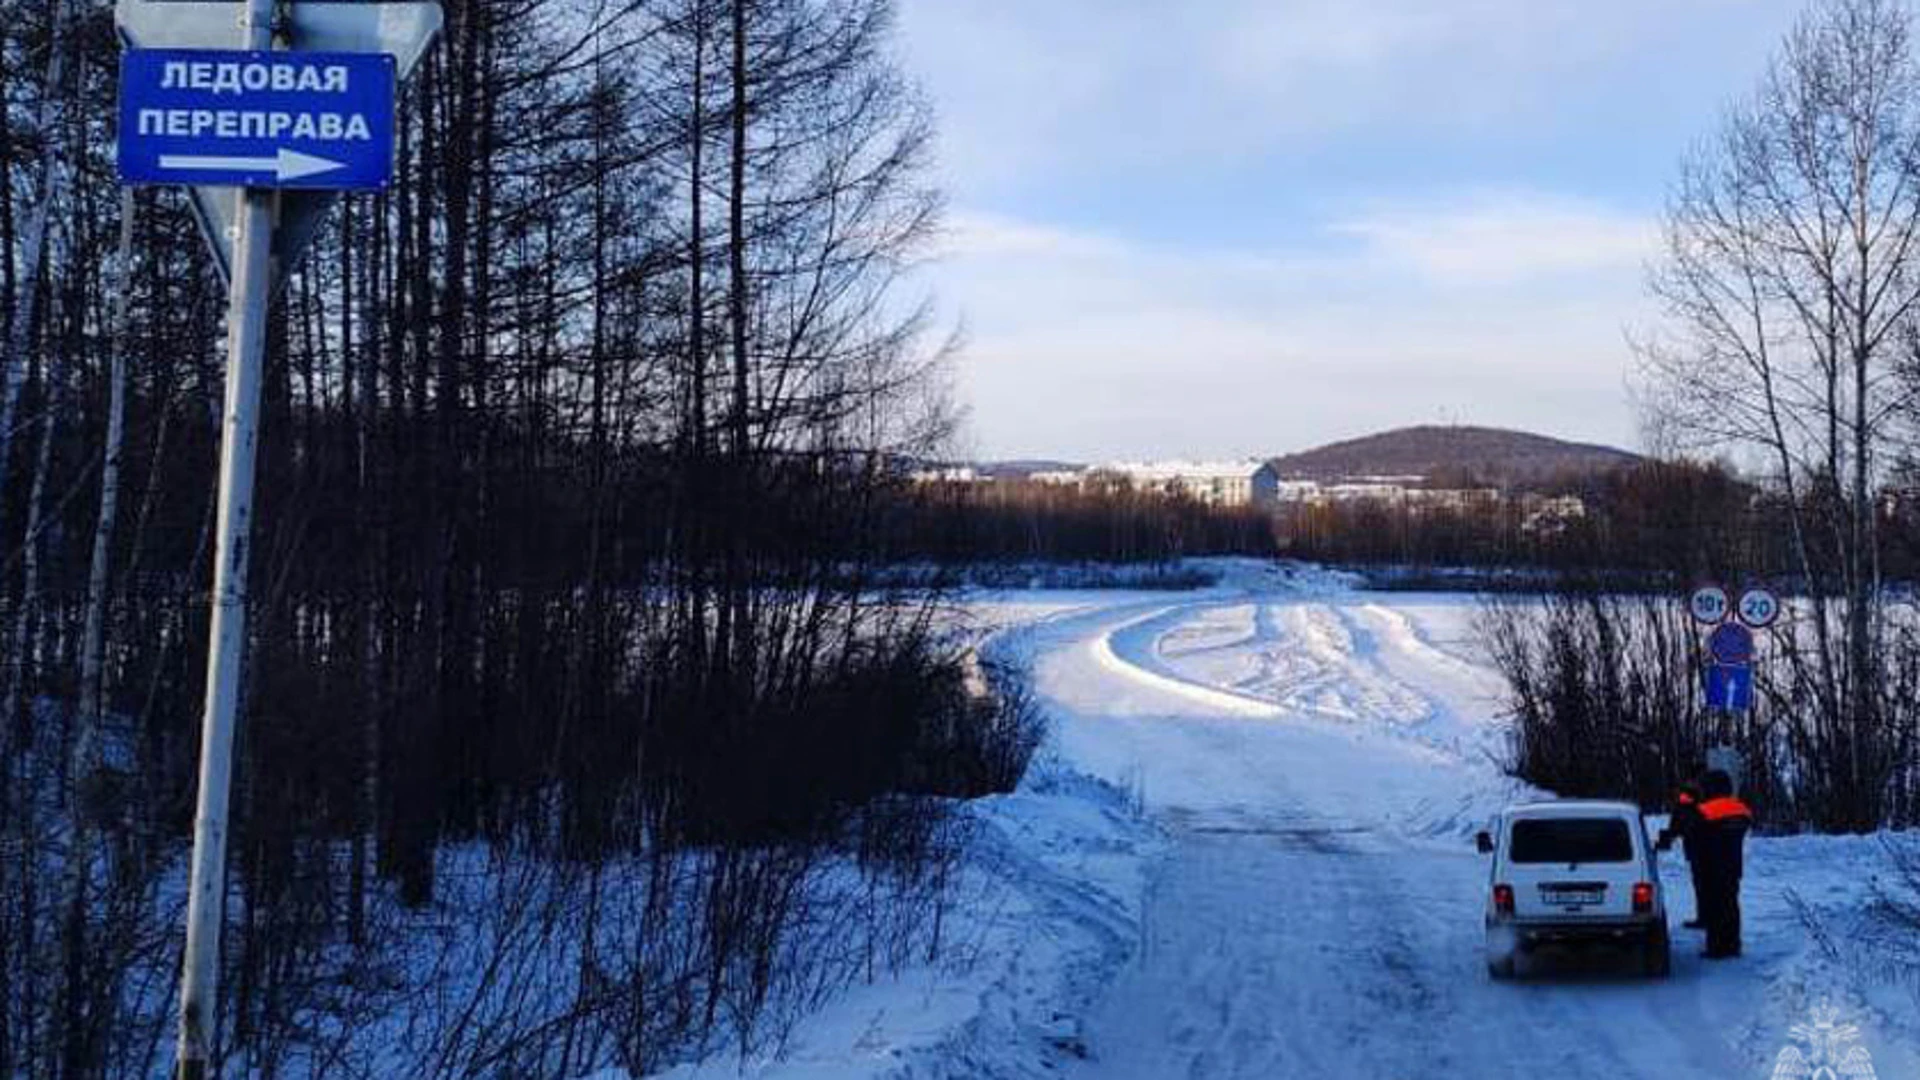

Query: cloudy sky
[892,1,1805,462]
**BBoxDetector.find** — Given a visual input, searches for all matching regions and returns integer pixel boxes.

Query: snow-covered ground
[645,562,1920,1079]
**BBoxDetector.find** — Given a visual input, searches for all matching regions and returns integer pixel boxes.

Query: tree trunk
[724,0,753,679]
[0,0,69,537]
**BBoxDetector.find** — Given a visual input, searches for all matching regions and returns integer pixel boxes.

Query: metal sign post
[112,1,440,1076]
[1687,582,1779,795]
[175,186,271,1080]
[170,6,275,1074]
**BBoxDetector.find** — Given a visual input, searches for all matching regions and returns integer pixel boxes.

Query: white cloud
[931,197,1660,460]
[1332,194,1656,286]
[940,211,1128,261]
[891,1,1798,461]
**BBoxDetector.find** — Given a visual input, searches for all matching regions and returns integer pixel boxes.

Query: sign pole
[115,0,437,1072]
[173,1,276,1074]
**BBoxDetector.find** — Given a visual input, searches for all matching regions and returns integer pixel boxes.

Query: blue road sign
[118,49,396,191]
[1708,622,1755,666]
[1705,663,1754,713]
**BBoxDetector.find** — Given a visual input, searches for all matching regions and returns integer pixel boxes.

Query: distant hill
[1270,426,1640,488]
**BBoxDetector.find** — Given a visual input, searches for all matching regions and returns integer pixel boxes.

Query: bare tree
[0,0,71,540]
[0,0,997,1072]
[1641,0,1920,827]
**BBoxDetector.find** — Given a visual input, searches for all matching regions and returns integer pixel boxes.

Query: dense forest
[0,0,1050,1076]
[891,456,1920,588]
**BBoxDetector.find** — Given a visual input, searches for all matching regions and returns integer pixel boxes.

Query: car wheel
[1486,935,1516,979]
[1643,925,1671,979]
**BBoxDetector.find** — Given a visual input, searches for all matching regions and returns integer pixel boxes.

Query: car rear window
[1508,818,1633,864]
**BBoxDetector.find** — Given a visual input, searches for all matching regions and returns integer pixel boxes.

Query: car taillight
[1493,884,1515,915]
[1632,882,1655,914]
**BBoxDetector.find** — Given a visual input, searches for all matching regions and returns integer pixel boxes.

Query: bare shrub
[1482,587,1920,830]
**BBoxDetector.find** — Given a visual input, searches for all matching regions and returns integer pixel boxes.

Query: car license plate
[1541,886,1602,907]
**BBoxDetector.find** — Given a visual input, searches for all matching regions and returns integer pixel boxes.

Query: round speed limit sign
[1689,585,1731,626]
[1737,587,1781,630]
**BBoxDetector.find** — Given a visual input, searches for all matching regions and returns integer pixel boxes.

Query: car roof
[1504,799,1642,819]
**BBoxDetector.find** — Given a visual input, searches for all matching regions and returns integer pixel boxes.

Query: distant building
[1522,495,1588,535]
[1272,477,1502,512]
[908,465,989,485]
[1325,482,1410,503]
[1413,487,1502,512]
[1100,460,1282,507]
[1345,475,1428,486]
[1029,470,1086,487]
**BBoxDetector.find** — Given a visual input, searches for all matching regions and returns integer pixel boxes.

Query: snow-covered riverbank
[645,567,1920,1079]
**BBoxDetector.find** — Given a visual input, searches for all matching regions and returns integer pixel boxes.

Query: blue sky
[893,1,1805,462]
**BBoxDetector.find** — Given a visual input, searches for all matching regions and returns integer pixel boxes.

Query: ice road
[649,567,1920,1080]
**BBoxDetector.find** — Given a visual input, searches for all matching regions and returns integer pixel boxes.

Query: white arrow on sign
[117,0,444,288]
[158,149,345,182]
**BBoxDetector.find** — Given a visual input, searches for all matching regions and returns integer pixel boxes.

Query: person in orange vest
[1655,779,1706,929]
[1692,769,1754,959]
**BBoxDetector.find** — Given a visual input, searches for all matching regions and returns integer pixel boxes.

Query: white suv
[1476,799,1670,979]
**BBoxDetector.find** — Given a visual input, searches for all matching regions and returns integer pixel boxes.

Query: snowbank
[635,571,1920,1079]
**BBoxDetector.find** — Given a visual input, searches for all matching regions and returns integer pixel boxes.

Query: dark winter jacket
[1658,790,1703,861]
[1692,795,1753,887]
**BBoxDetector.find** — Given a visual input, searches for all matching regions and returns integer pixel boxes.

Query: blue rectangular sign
[118,49,396,191]
[1704,663,1754,713]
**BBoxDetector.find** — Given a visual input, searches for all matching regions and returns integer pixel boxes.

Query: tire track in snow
[1155,603,1260,660]
[1035,590,1758,1080]
[1091,597,1466,742]
[1095,601,1286,720]
[1317,603,1436,727]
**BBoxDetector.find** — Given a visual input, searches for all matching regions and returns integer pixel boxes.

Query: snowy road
[1028,585,1760,1079]
[650,568,1920,1080]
